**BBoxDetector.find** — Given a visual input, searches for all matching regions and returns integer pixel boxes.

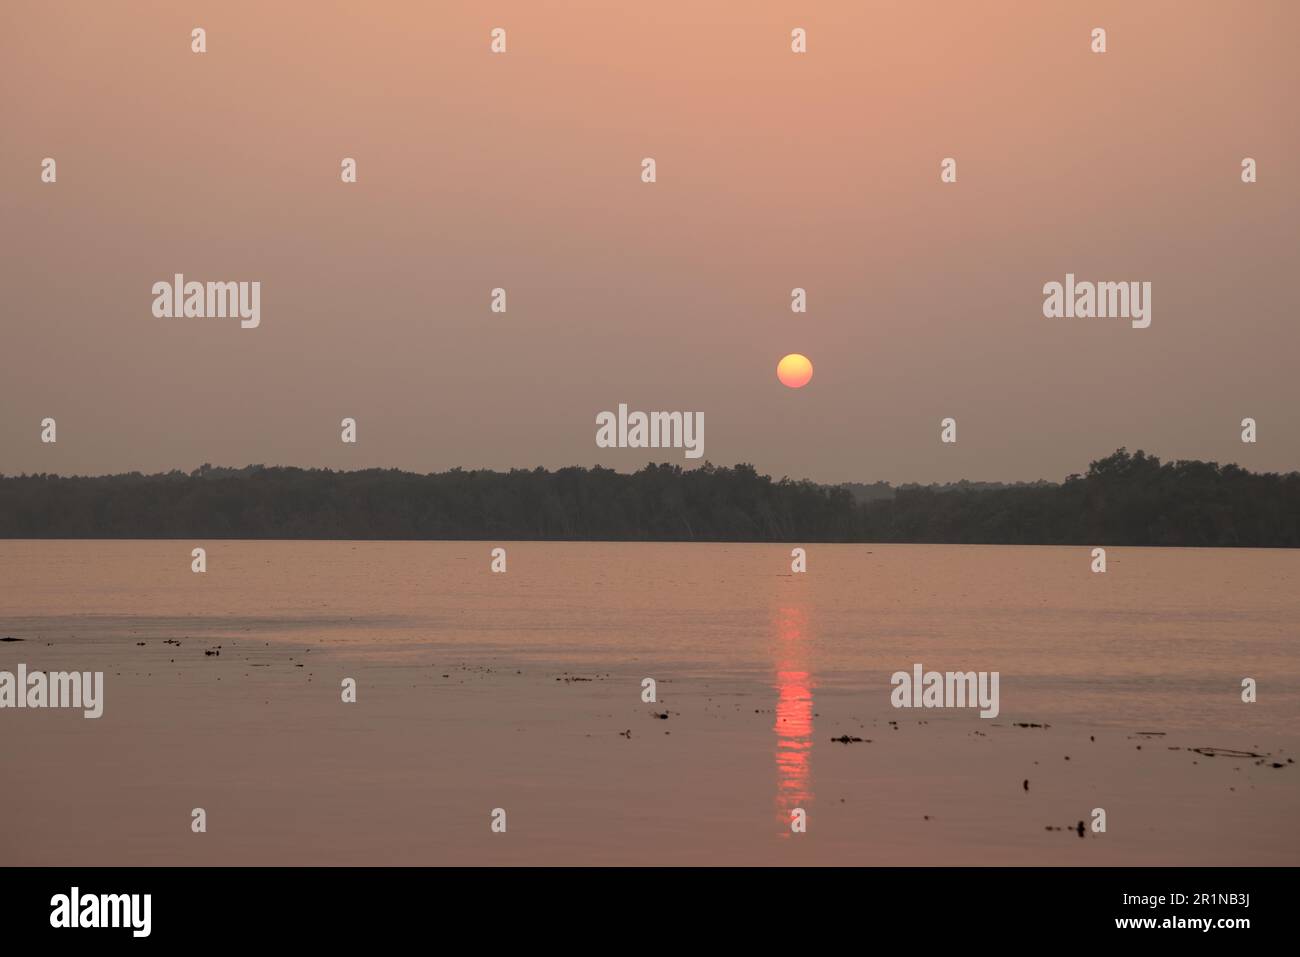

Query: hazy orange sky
[2,1,1297,483]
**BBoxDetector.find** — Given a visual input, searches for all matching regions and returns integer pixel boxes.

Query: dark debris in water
[1043,822,1087,838]
[1191,747,1266,759]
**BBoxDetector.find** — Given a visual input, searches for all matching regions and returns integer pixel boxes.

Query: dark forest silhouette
[1,449,1296,546]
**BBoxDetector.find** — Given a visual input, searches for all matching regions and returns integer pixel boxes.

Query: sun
[777,353,813,389]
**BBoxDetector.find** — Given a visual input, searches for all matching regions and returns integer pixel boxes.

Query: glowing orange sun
[777,354,814,389]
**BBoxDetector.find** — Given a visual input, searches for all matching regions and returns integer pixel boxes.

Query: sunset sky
[2,1,1297,484]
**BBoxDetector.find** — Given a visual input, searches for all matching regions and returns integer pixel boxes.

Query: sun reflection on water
[773,604,814,833]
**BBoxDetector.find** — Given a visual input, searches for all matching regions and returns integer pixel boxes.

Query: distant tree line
[0,449,1296,546]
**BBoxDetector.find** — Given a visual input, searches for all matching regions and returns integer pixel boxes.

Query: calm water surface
[4,540,1294,728]
[1,541,1296,864]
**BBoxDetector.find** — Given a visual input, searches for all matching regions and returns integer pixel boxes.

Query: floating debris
[1190,747,1266,759]
[830,735,864,744]
[1043,821,1087,839]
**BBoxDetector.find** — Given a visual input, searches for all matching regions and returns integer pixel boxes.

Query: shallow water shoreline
[2,541,1297,865]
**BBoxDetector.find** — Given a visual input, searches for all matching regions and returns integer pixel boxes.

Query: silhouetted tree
[1,450,1296,545]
